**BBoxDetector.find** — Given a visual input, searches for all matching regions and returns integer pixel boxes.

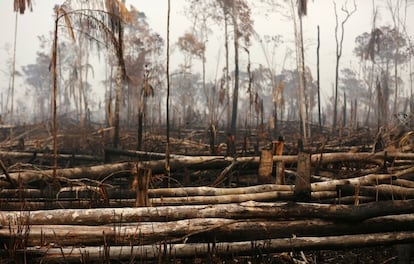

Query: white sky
[0,0,413,114]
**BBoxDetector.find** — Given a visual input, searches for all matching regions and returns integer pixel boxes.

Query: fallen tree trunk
[2,200,414,225]
[0,162,132,185]
[18,231,414,262]
[3,151,414,187]
[1,180,412,210]
[2,214,413,247]
[149,191,337,205]
[0,151,102,163]
[149,184,294,197]
[337,184,414,199]
[0,192,348,211]
[104,148,187,160]
[138,152,385,174]
[0,218,234,246]
[310,167,414,192]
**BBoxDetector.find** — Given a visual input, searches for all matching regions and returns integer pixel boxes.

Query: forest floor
[0,119,413,263]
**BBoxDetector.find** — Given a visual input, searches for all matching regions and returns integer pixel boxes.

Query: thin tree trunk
[317,25,322,131]
[137,111,143,150]
[224,16,230,130]
[113,65,121,148]
[78,37,84,127]
[343,92,347,128]
[333,55,340,131]
[290,0,306,143]
[299,13,308,142]
[332,1,356,131]
[10,12,18,138]
[52,10,59,179]
[113,19,124,149]
[165,0,171,183]
[230,1,240,138]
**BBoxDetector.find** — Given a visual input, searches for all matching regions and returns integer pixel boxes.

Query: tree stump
[272,139,285,185]
[294,152,311,201]
[131,163,151,207]
[258,149,273,184]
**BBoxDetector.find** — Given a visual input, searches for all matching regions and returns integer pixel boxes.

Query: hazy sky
[0,0,413,111]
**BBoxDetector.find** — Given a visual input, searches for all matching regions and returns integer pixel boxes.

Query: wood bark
[19,231,414,262]
[3,200,414,226]
[1,180,412,210]
[2,214,414,247]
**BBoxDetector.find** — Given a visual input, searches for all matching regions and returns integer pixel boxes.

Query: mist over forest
[1,0,414,146]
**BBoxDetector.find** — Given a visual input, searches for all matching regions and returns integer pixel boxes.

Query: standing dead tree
[332,0,357,132]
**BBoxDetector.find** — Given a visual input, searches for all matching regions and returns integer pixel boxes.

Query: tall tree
[332,0,357,131]
[218,0,253,155]
[317,25,322,131]
[165,0,171,182]
[289,0,308,143]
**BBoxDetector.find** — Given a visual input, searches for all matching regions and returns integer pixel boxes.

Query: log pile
[1,147,414,262]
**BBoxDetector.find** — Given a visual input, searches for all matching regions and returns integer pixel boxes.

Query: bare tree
[219,0,253,155]
[332,0,357,132]
[287,0,308,143]
[317,25,322,131]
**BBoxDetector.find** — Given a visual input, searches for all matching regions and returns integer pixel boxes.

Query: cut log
[0,150,102,163]
[310,168,414,192]
[2,200,414,225]
[2,214,414,247]
[150,184,293,197]
[150,191,295,205]
[104,148,186,160]
[0,191,337,210]
[0,162,132,185]
[19,231,414,262]
[337,184,414,199]
[0,184,295,199]
[0,218,235,246]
